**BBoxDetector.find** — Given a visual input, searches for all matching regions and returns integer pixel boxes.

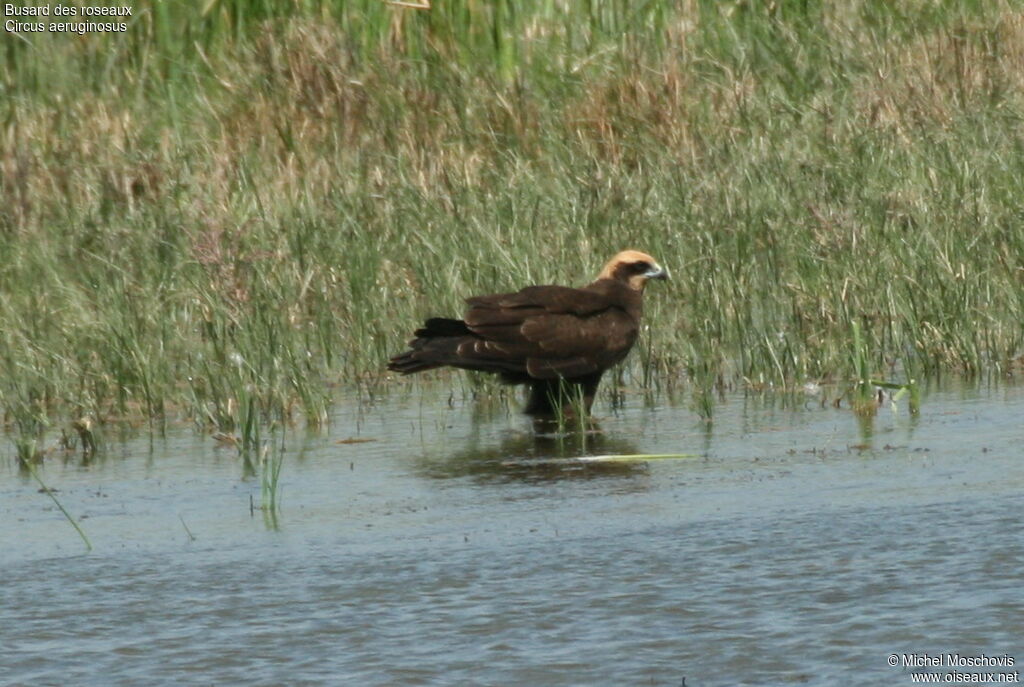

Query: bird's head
[597,250,669,291]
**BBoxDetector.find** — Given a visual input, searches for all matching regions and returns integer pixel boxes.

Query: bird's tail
[386,351,441,374]
[387,318,473,375]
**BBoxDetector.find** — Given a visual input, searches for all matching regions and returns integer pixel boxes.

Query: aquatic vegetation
[541,380,595,447]
[239,432,285,528]
[2,0,1024,450]
[847,321,919,417]
[512,453,699,467]
[259,439,285,520]
[21,460,92,552]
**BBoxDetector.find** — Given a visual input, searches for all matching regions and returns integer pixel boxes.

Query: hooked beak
[645,263,669,281]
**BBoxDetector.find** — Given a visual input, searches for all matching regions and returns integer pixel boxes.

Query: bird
[387,250,668,419]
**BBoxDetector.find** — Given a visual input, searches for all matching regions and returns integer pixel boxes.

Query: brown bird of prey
[387,250,668,418]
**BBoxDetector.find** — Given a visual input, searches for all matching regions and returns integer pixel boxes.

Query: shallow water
[1,382,1022,686]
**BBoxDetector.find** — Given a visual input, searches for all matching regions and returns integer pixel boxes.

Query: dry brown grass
[3,1,1024,444]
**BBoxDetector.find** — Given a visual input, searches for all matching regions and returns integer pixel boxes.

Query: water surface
[2,383,1021,686]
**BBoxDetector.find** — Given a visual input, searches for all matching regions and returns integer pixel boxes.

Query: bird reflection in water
[415,419,651,484]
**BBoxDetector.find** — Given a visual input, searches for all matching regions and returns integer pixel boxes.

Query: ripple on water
[1,383,1022,686]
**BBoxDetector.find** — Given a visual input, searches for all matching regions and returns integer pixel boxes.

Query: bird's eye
[633,261,651,273]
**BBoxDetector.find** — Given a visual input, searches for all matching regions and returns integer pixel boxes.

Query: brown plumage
[387,250,668,417]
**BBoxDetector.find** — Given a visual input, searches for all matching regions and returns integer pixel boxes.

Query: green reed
[22,459,93,552]
[2,0,1024,449]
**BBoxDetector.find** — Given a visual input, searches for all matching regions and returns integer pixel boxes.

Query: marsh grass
[849,320,877,416]
[542,380,593,444]
[259,436,285,522]
[2,0,1024,451]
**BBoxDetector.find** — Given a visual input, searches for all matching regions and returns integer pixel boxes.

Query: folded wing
[457,284,639,380]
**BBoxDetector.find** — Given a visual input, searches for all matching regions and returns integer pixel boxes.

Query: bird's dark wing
[459,284,639,380]
[466,286,613,316]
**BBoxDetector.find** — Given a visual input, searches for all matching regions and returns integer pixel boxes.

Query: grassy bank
[2,0,1024,455]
